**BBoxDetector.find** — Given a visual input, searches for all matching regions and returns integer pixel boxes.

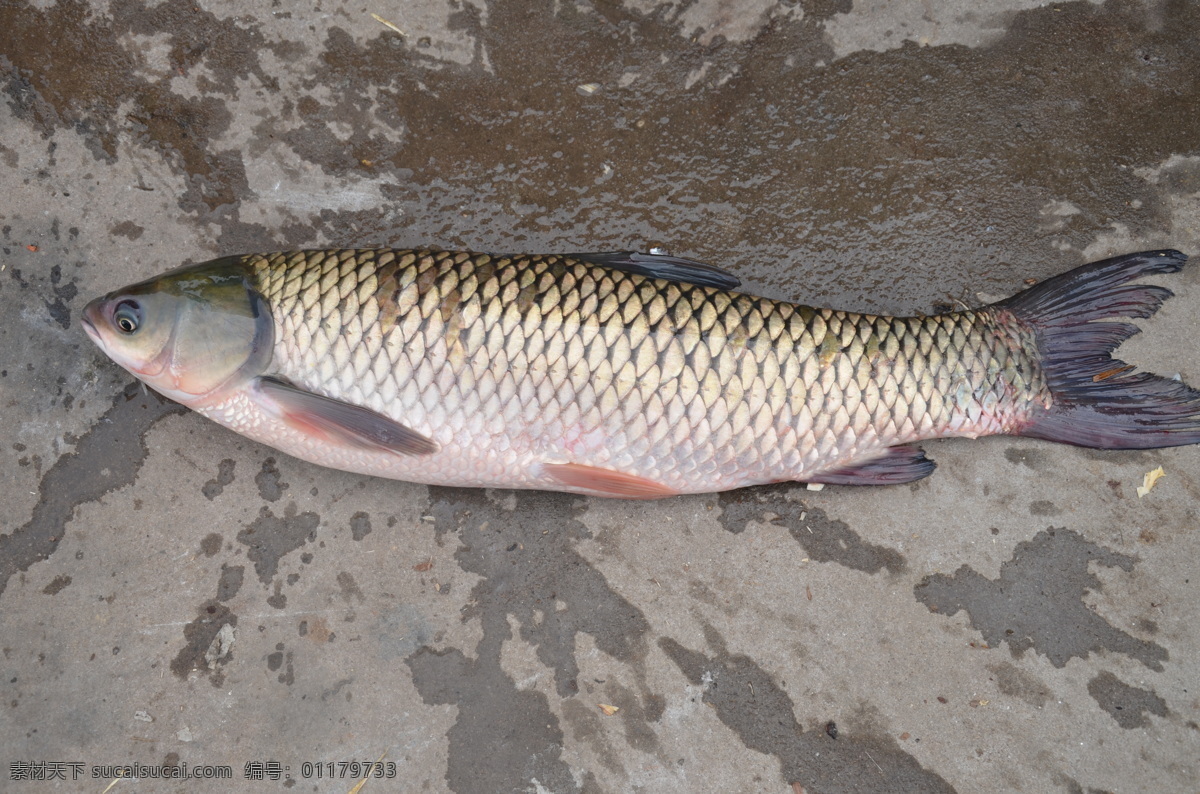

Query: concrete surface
[2,0,1199,791]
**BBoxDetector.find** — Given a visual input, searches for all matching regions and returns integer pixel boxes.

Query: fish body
[82,248,1200,497]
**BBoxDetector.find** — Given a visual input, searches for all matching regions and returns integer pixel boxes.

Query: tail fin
[998,249,1200,449]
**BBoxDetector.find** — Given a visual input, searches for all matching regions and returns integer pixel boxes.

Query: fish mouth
[80,300,103,346]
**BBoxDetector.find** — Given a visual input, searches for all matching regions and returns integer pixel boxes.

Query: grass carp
[82,248,1200,497]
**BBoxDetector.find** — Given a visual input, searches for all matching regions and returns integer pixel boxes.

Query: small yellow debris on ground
[370,13,406,36]
[347,750,389,794]
[1136,466,1165,498]
[597,704,619,716]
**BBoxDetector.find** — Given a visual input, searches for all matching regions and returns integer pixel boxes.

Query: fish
[81,248,1200,498]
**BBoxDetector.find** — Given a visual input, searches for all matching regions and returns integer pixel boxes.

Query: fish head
[82,256,274,406]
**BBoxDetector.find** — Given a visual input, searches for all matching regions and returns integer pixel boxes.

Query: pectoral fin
[808,446,936,485]
[256,376,438,456]
[543,463,679,499]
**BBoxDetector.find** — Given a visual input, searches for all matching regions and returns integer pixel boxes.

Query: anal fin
[543,463,679,499]
[256,376,438,456]
[808,446,936,486]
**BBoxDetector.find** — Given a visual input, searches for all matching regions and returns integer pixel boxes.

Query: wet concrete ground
[2,0,1199,791]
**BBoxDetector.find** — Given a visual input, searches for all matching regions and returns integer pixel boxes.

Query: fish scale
[233,248,1043,493]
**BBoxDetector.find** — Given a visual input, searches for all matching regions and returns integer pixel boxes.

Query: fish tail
[999,249,1200,449]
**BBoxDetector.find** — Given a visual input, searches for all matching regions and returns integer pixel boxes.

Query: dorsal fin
[567,251,741,290]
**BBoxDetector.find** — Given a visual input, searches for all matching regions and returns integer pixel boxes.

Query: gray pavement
[2,0,1199,792]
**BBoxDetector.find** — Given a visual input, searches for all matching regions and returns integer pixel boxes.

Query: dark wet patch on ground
[718,487,905,574]
[335,571,365,603]
[267,580,287,610]
[1080,447,1153,466]
[1004,447,1050,470]
[564,676,665,767]
[405,487,652,793]
[349,511,372,541]
[41,574,72,596]
[1056,774,1117,794]
[609,678,664,754]
[1029,500,1062,517]
[236,503,320,585]
[987,662,1050,709]
[199,532,222,557]
[109,220,144,240]
[1,0,291,225]
[407,643,578,794]
[374,604,430,660]
[266,644,296,685]
[560,698,626,778]
[169,599,237,686]
[320,677,353,703]
[1086,671,1168,729]
[0,139,17,167]
[216,564,244,602]
[915,528,1168,670]
[43,264,78,330]
[202,458,236,500]
[0,381,186,596]
[421,487,650,696]
[660,623,954,793]
[254,457,289,502]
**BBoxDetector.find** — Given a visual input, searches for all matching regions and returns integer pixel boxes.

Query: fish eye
[113,300,142,334]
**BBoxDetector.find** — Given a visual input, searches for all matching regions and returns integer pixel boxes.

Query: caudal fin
[998,249,1200,449]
